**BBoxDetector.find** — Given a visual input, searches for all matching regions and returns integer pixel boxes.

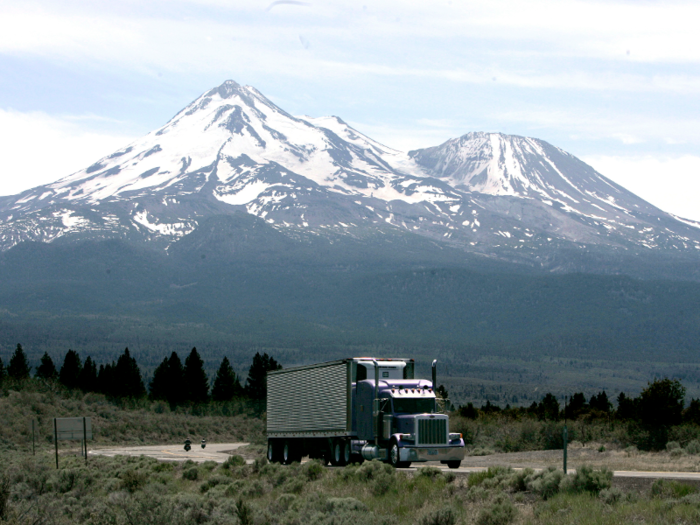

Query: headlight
[401,433,415,441]
[449,433,462,441]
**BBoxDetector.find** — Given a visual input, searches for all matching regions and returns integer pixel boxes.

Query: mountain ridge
[1,79,699,274]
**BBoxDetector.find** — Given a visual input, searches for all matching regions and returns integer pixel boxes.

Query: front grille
[417,418,447,445]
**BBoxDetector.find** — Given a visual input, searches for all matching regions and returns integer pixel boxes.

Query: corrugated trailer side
[267,359,353,437]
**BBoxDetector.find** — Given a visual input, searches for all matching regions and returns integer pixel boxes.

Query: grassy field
[5,382,700,523]
[4,450,700,524]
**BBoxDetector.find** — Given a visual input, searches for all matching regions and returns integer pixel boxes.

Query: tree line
[0,344,281,405]
[457,378,696,450]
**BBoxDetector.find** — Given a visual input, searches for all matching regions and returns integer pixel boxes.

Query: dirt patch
[225,443,265,461]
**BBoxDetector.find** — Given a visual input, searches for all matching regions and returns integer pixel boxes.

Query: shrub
[599,487,623,504]
[52,468,80,493]
[373,472,394,496]
[510,468,534,492]
[568,465,612,495]
[666,441,681,451]
[276,493,297,512]
[221,455,246,469]
[152,462,174,473]
[199,475,232,493]
[651,479,698,499]
[120,469,148,493]
[281,477,305,495]
[670,448,686,458]
[418,506,456,525]
[686,440,700,455]
[200,461,217,472]
[182,467,199,481]
[302,459,325,481]
[468,467,512,488]
[355,460,394,481]
[236,498,253,525]
[526,467,564,499]
[476,497,517,525]
[417,466,443,480]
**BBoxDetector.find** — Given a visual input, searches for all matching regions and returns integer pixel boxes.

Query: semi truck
[266,357,465,468]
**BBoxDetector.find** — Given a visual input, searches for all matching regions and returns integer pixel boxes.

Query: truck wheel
[283,440,297,464]
[389,440,411,468]
[446,460,461,469]
[267,439,282,463]
[343,440,351,465]
[332,439,348,466]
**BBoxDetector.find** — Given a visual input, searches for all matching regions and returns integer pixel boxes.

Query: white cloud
[0,109,136,196]
[584,154,700,221]
[1,1,700,94]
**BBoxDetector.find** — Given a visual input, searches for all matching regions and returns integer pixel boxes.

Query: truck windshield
[393,398,435,414]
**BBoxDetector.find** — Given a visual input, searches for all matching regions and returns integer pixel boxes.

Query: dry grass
[0,382,264,454]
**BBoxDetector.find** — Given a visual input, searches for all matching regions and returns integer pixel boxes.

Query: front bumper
[399,444,465,463]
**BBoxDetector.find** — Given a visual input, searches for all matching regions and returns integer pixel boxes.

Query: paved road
[90,443,251,463]
[90,443,700,481]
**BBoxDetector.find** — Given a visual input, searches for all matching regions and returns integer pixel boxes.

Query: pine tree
[113,348,146,398]
[97,363,116,397]
[35,352,58,380]
[184,347,209,403]
[149,352,185,406]
[8,344,30,380]
[244,352,281,400]
[537,393,560,421]
[211,357,243,402]
[78,357,98,393]
[589,391,611,413]
[59,350,82,389]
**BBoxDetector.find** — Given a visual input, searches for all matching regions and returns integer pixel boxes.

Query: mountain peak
[1,81,699,265]
[205,79,244,99]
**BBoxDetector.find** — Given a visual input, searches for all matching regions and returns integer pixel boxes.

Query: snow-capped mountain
[1,80,699,268]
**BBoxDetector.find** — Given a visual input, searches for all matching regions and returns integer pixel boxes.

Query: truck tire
[331,439,349,466]
[267,439,282,463]
[389,440,411,469]
[446,460,461,469]
[282,439,302,464]
[282,440,292,464]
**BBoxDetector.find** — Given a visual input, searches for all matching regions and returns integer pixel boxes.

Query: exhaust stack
[372,359,379,442]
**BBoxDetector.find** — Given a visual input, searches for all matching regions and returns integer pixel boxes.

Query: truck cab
[352,359,465,468]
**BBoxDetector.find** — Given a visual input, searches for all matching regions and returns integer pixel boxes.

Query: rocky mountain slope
[1,80,699,272]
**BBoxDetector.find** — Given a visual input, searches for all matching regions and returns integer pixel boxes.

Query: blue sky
[1,0,699,219]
